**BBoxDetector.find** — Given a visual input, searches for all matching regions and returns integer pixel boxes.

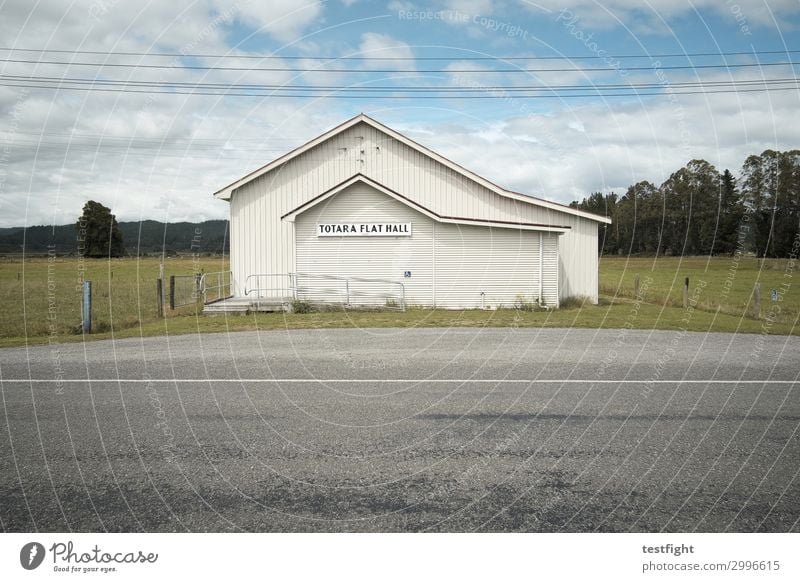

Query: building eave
[213,113,611,226]
[281,173,571,233]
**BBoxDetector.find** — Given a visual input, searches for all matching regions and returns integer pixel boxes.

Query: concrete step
[202,298,291,314]
[203,304,250,314]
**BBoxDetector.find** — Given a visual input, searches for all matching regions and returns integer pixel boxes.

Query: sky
[0,0,798,227]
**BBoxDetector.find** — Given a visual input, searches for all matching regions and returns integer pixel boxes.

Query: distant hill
[0,220,229,255]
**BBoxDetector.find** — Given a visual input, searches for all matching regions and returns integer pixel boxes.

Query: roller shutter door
[433,224,559,308]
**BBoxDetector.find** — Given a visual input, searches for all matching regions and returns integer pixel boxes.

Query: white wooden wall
[293,183,559,309]
[229,121,598,302]
[295,183,434,306]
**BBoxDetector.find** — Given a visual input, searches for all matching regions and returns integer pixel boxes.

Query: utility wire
[1,46,798,61]
[1,57,798,73]
[2,73,797,92]
[1,80,796,98]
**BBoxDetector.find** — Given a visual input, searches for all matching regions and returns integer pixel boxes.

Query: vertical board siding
[433,226,559,309]
[295,184,433,306]
[228,121,598,303]
[542,233,560,307]
[557,217,599,303]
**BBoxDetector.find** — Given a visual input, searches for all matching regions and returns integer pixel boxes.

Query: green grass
[0,255,229,341]
[0,255,797,348]
[600,256,800,324]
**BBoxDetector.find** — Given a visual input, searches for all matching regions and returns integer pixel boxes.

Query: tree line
[571,149,800,257]
[0,200,229,256]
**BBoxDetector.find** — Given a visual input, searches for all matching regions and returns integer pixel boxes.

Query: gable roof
[281,173,571,233]
[213,113,611,225]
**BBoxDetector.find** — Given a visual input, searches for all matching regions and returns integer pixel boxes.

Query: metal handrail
[199,271,232,303]
[244,273,296,299]
[294,272,405,310]
[244,272,405,310]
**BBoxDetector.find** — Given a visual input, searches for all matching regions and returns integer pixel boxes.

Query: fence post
[157,278,164,318]
[683,277,689,308]
[169,275,176,310]
[345,279,350,305]
[195,273,203,304]
[634,274,640,300]
[753,282,761,319]
[82,280,92,333]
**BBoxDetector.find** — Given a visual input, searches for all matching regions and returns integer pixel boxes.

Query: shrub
[560,295,591,309]
[291,300,313,314]
[93,320,112,333]
[513,294,540,311]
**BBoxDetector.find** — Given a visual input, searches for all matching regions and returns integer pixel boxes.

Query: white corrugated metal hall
[212,114,611,311]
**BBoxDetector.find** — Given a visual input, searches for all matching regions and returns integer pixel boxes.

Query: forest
[0,219,229,255]
[570,149,800,258]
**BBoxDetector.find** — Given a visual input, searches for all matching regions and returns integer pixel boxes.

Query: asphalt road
[1,327,798,532]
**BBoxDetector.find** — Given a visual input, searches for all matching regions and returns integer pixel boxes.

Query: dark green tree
[772,150,800,257]
[741,150,800,257]
[617,181,660,254]
[659,160,720,255]
[76,200,125,257]
[716,169,745,255]
[570,150,798,258]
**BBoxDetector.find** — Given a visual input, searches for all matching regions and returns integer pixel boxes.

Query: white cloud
[443,0,495,14]
[530,0,800,30]
[1,0,798,230]
[387,0,415,11]
[0,0,340,228]
[358,33,415,70]
[0,0,234,54]
[399,80,800,204]
[218,0,322,43]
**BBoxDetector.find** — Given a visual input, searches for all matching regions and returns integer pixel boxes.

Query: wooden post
[753,282,761,319]
[634,274,640,300]
[157,278,164,318]
[82,280,92,333]
[683,277,689,308]
[169,275,176,310]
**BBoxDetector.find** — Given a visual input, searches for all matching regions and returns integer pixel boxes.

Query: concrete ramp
[202,297,291,314]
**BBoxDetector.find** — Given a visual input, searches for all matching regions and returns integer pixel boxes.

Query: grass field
[600,256,799,324]
[0,255,229,342]
[0,254,797,348]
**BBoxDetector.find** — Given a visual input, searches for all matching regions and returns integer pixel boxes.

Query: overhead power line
[2,128,301,144]
[2,73,797,93]
[0,46,798,61]
[0,80,796,98]
[1,57,798,73]
[2,47,797,100]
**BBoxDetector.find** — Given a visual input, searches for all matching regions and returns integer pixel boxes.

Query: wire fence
[168,271,231,309]
[169,274,202,309]
[200,271,232,304]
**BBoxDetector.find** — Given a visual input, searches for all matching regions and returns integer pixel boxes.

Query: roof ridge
[213,114,610,224]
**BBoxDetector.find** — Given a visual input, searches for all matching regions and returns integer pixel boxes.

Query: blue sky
[0,0,798,226]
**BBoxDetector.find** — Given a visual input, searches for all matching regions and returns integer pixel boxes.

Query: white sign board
[317,223,412,237]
